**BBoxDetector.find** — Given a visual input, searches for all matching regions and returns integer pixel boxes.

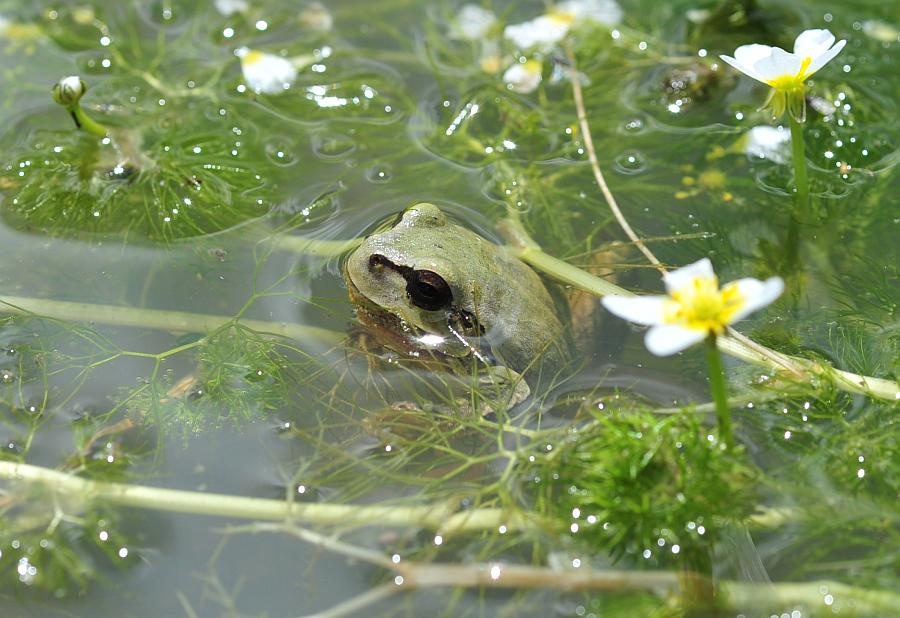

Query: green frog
[343,203,572,409]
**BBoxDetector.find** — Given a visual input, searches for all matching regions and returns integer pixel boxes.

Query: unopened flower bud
[52,75,87,106]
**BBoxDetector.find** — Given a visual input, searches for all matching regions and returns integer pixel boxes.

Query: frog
[343,202,573,411]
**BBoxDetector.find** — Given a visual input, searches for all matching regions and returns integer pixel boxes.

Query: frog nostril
[407,270,452,311]
[368,254,389,271]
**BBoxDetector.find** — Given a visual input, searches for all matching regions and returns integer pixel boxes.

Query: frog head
[343,203,570,376]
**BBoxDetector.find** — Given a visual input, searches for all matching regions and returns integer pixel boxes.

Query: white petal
[214,0,248,15]
[504,15,570,49]
[743,126,790,163]
[733,44,775,68]
[793,29,835,58]
[663,258,715,294]
[600,295,667,325]
[238,49,298,94]
[645,325,706,356]
[750,46,801,82]
[862,20,900,43]
[720,54,761,83]
[502,61,542,93]
[557,0,622,25]
[805,39,846,76]
[452,5,497,40]
[721,44,774,82]
[728,277,784,322]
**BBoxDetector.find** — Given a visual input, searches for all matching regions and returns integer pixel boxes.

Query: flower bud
[52,75,87,106]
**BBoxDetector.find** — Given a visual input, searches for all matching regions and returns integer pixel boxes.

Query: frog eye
[407,270,452,311]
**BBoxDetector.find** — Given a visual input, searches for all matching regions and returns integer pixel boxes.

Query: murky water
[1,1,897,617]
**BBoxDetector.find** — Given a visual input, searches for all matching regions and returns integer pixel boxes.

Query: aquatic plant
[0,1,896,617]
[602,258,784,446]
[720,29,847,216]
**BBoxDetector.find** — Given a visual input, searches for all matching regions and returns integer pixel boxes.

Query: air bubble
[614,151,647,174]
[312,133,356,160]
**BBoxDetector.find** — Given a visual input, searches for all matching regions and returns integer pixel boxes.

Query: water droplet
[312,133,356,160]
[614,151,646,175]
[622,118,645,133]
[265,140,298,166]
[366,165,392,183]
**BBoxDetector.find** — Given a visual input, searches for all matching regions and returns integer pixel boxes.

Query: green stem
[705,333,734,449]
[0,295,342,345]
[0,460,792,534]
[67,104,109,137]
[502,224,899,401]
[788,115,809,218]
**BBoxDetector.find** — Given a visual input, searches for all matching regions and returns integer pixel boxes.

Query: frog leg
[473,365,531,417]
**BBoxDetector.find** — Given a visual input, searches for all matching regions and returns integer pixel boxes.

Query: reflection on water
[0,0,897,617]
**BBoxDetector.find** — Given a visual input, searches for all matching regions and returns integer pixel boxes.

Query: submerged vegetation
[0,0,897,617]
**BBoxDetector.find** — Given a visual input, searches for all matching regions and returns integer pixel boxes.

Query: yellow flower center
[242,50,264,65]
[522,59,543,75]
[765,56,812,90]
[662,276,745,334]
[698,169,727,190]
[547,10,577,25]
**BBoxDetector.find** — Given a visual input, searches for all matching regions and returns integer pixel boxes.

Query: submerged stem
[67,104,109,138]
[788,116,810,217]
[503,227,898,401]
[705,334,734,449]
[565,43,665,275]
[0,295,342,345]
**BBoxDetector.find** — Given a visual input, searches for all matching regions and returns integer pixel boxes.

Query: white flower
[235,47,298,94]
[502,60,543,93]
[556,0,623,23]
[601,258,784,356]
[720,30,846,88]
[452,4,497,40]
[504,0,622,50]
[53,75,86,106]
[214,0,248,16]
[741,126,791,164]
[299,2,333,32]
[861,20,899,43]
[719,29,846,121]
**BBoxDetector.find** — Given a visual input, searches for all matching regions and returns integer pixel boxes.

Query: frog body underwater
[343,203,571,392]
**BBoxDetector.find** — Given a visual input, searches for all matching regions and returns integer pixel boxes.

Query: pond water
[0,1,897,617]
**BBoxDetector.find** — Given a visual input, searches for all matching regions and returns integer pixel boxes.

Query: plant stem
[0,461,784,535]
[241,523,900,618]
[788,115,810,217]
[705,333,734,449]
[503,224,898,401]
[564,43,665,275]
[0,295,342,345]
[68,104,109,138]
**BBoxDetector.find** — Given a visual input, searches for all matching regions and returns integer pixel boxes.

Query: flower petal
[557,0,623,25]
[793,29,835,58]
[645,325,706,356]
[750,46,801,83]
[452,4,497,40]
[733,44,775,68]
[215,0,249,16]
[727,276,784,322]
[805,39,846,76]
[601,295,668,325]
[502,60,543,93]
[504,15,570,49]
[721,44,774,82]
[742,126,790,163]
[237,48,298,94]
[663,258,715,294]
